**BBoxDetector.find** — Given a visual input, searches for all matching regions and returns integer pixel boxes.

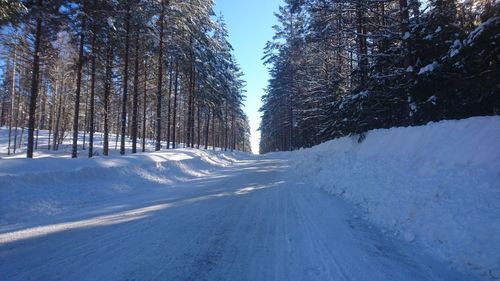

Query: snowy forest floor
[0,116,498,281]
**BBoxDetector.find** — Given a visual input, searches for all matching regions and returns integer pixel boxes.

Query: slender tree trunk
[72,0,87,158]
[115,101,120,150]
[224,102,228,151]
[88,11,97,157]
[155,1,165,151]
[142,57,147,152]
[166,60,173,149]
[400,0,410,66]
[120,6,131,155]
[27,0,43,158]
[47,90,54,150]
[230,111,234,152]
[131,35,140,153]
[53,75,62,150]
[336,4,343,76]
[0,83,6,127]
[82,73,89,150]
[35,78,46,150]
[204,108,210,149]
[212,113,215,150]
[19,122,25,150]
[7,48,16,155]
[103,38,113,156]
[13,96,19,154]
[187,38,194,148]
[190,72,196,148]
[196,104,200,149]
[356,0,368,89]
[57,91,67,147]
[172,62,179,149]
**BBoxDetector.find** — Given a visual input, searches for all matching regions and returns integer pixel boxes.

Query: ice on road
[0,156,475,281]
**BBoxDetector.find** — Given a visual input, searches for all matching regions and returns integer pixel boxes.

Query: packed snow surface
[1,116,498,280]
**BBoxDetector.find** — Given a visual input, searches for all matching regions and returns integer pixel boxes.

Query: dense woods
[259,0,499,153]
[0,0,251,158]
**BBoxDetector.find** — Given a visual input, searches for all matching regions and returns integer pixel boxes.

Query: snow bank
[0,148,248,227]
[289,116,500,279]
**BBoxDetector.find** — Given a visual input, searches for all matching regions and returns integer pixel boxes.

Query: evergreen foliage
[259,0,499,153]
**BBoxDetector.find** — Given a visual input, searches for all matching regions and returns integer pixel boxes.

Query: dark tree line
[0,0,251,158]
[260,0,499,154]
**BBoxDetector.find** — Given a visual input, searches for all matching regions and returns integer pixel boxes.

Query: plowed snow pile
[0,148,245,226]
[288,116,500,279]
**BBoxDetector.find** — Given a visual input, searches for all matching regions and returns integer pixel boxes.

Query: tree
[1,0,250,158]
[71,0,87,158]
[260,0,499,153]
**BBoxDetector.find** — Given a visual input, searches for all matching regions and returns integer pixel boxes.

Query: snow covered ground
[0,116,498,280]
[287,116,500,279]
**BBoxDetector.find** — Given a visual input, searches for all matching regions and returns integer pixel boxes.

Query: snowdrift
[288,116,500,279]
[0,148,247,227]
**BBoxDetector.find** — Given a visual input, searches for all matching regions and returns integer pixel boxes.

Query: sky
[214,0,283,154]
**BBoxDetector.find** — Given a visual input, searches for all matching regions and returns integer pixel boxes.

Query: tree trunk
[27,0,43,158]
[187,46,194,148]
[53,74,62,151]
[356,0,368,89]
[120,6,131,155]
[7,48,16,155]
[103,37,113,156]
[155,1,165,151]
[196,104,200,149]
[47,94,53,150]
[224,102,228,151]
[400,0,411,66]
[35,77,46,150]
[204,108,210,150]
[142,57,147,152]
[82,72,89,150]
[131,35,140,153]
[212,112,215,150]
[172,62,179,149]
[190,71,196,148]
[88,10,97,158]
[71,0,86,158]
[166,60,173,149]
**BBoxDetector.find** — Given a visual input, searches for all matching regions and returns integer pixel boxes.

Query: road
[0,156,476,280]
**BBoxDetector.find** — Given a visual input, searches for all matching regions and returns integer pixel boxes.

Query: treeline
[259,0,499,153]
[0,0,251,158]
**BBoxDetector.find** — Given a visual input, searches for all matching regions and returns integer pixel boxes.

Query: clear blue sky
[214,0,283,154]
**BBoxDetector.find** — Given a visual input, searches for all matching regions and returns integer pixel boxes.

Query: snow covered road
[0,156,478,281]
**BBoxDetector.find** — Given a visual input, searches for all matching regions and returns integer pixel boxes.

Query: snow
[449,39,462,58]
[107,17,117,31]
[352,90,369,99]
[0,117,497,280]
[1,154,479,281]
[418,61,440,75]
[426,95,438,105]
[409,99,418,116]
[465,16,500,46]
[288,116,500,279]
[0,148,241,226]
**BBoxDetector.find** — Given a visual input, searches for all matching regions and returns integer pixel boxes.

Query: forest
[0,0,251,159]
[259,0,499,153]
[0,1,499,280]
